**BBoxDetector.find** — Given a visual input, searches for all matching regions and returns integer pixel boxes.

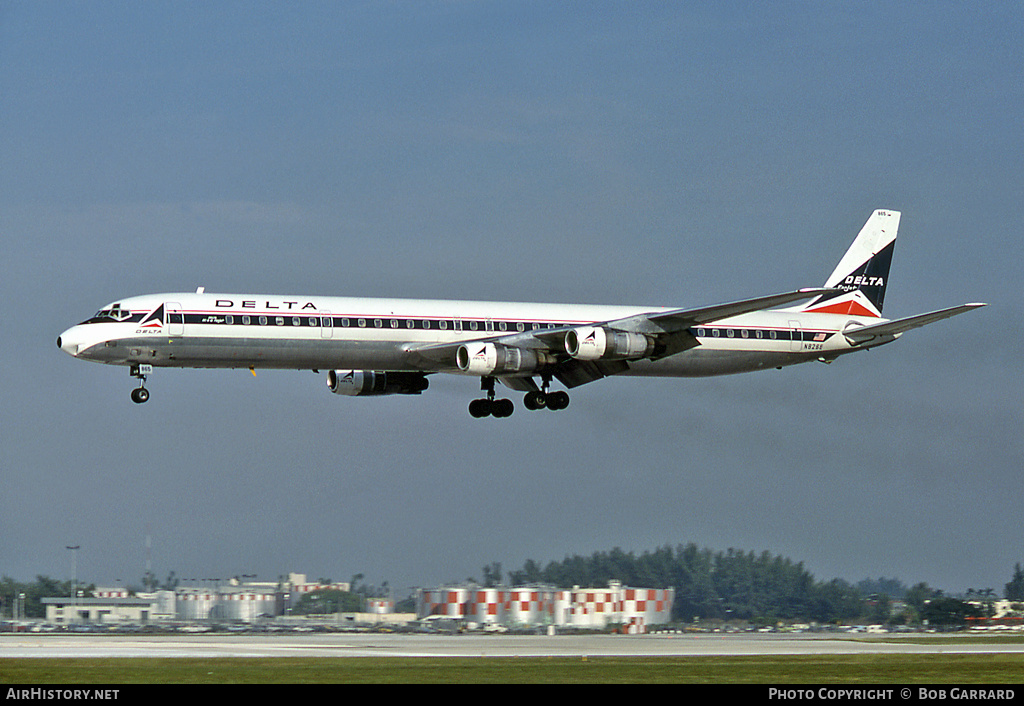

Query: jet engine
[327,370,429,396]
[565,326,654,361]
[456,342,544,376]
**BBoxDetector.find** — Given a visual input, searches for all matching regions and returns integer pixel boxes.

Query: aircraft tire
[493,398,514,418]
[547,391,569,411]
[524,391,546,410]
[131,387,150,404]
[468,399,491,418]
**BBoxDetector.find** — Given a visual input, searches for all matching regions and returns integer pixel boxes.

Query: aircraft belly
[624,348,814,377]
[108,336,416,371]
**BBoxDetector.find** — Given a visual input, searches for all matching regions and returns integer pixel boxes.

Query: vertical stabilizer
[799,209,900,317]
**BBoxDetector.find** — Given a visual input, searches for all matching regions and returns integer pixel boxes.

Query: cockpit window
[85,304,134,323]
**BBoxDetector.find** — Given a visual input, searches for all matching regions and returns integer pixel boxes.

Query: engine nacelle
[456,342,544,376]
[565,326,654,361]
[327,370,429,396]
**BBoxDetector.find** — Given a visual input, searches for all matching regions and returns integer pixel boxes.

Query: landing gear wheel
[468,376,514,418]
[129,364,152,405]
[524,391,547,411]
[546,390,570,411]
[492,398,514,418]
[529,374,568,412]
[469,398,491,418]
[468,397,514,418]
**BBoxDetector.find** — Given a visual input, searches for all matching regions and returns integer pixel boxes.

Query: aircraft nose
[58,326,84,356]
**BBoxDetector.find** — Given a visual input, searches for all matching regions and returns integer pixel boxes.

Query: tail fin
[799,209,900,318]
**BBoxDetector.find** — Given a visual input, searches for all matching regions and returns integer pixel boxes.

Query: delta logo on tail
[797,210,898,318]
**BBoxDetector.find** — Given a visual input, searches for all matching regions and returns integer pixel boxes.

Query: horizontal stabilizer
[843,303,987,344]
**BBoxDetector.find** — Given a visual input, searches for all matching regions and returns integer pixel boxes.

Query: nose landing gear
[129,364,152,404]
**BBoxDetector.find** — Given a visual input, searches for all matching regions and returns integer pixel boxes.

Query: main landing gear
[129,364,152,404]
[468,376,570,418]
[469,377,514,418]
[523,389,569,411]
[523,372,570,411]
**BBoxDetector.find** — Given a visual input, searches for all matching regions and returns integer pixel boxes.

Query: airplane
[57,209,985,418]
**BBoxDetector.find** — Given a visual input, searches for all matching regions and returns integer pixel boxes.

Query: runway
[4,632,1024,659]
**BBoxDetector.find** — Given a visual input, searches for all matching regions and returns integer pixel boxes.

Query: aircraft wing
[404,288,835,375]
[842,303,987,345]
[602,288,838,334]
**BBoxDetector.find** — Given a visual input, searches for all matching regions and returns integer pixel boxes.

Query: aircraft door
[166,302,184,335]
[788,320,802,351]
[320,310,332,339]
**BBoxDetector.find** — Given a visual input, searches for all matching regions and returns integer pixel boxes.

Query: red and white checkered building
[175,589,278,621]
[417,581,674,631]
[561,583,674,631]
[418,587,476,619]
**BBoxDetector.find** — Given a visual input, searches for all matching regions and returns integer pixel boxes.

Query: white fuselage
[57,292,876,378]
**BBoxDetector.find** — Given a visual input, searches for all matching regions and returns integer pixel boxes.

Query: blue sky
[1,2,1021,597]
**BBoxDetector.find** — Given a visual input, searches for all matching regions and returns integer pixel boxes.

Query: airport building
[417,581,674,632]
[174,573,351,621]
[39,573,357,624]
[36,574,673,631]
[175,587,279,622]
[42,596,162,624]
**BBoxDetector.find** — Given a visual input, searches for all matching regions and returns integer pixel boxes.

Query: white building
[43,596,160,624]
